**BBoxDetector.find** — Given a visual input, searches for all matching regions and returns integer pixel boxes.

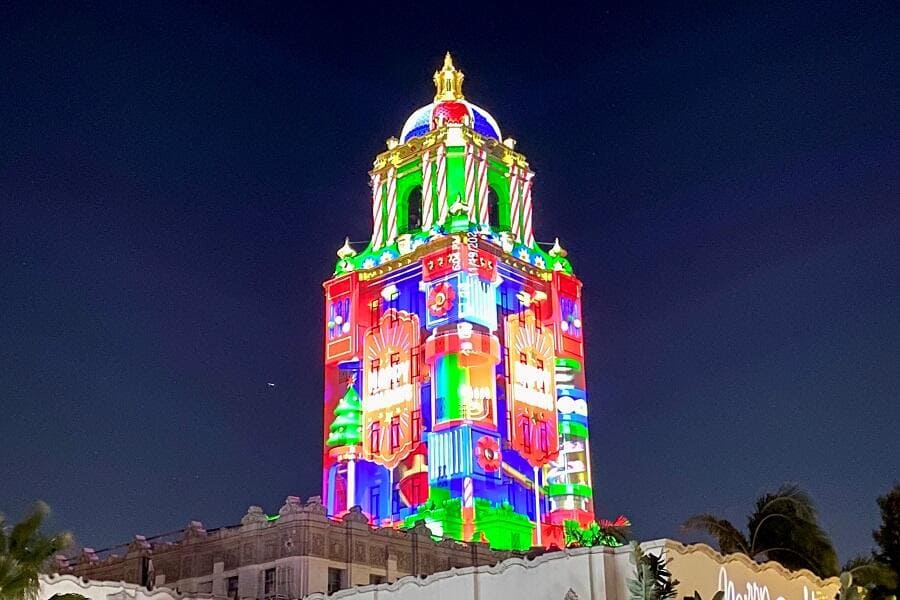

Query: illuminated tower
[322,55,594,550]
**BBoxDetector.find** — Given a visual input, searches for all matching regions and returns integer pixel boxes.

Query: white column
[346,458,356,509]
[533,465,542,546]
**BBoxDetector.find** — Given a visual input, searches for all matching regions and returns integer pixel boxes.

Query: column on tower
[370,172,385,250]
[477,146,490,225]
[436,144,449,224]
[464,142,477,222]
[384,166,398,245]
[508,165,522,241]
[521,171,535,246]
[421,148,434,230]
[545,271,595,529]
[322,273,363,517]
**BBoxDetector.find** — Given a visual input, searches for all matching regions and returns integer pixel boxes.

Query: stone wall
[60,497,525,598]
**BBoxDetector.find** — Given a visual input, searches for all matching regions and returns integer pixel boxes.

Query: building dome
[399,54,502,143]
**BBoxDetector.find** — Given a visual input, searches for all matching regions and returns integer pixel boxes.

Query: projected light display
[322,54,595,551]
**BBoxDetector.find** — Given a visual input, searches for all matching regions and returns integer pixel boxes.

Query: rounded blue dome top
[399,54,502,143]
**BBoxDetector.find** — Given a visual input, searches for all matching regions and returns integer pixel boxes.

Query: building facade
[60,54,600,598]
[322,54,595,552]
[61,496,525,598]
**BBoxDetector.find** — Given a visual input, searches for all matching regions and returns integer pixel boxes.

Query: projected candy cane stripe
[521,171,535,246]
[465,144,476,221]
[386,166,398,244]
[436,144,448,224]
[509,166,521,241]
[463,476,473,508]
[421,150,433,230]
[371,172,384,249]
[478,147,490,224]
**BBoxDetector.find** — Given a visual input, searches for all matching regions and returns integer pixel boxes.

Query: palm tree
[0,501,72,600]
[683,484,839,578]
[841,555,898,600]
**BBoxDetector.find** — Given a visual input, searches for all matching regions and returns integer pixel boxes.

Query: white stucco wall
[39,573,212,600]
[303,539,840,600]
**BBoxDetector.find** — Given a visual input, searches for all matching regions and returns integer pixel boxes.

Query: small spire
[434,52,465,102]
[337,237,357,259]
[548,237,567,258]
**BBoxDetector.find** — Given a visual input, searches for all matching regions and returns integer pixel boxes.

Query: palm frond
[842,555,898,590]
[0,502,71,600]
[749,484,839,577]
[683,514,750,555]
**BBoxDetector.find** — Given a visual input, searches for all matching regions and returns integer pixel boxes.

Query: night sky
[2,2,898,561]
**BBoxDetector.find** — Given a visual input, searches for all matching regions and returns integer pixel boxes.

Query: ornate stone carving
[410,520,432,537]
[354,541,367,562]
[241,505,268,526]
[564,588,579,600]
[311,534,325,556]
[421,553,434,572]
[283,532,298,554]
[81,548,99,564]
[264,542,278,561]
[305,496,327,516]
[183,521,207,543]
[342,505,369,524]
[242,543,254,562]
[128,535,151,554]
[199,553,214,574]
[369,545,387,566]
[279,496,303,515]
[180,556,193,578]
[328,539,345,560]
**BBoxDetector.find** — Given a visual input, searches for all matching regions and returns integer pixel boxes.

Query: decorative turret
[434,52,465,101]
[331,55,582,276]
[548,238,567,257]
[337,238,357,259]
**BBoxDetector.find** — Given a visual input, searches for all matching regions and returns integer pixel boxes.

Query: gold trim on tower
[434,52,465,102]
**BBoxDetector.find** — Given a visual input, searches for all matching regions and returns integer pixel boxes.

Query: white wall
[303,540,840,600]
[39,573,212,600]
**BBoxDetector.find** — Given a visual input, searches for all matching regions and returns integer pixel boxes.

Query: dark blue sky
[1,2,898,561]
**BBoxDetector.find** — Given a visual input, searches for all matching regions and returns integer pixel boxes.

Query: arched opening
[407,187,423,231]
[487,187,501,229]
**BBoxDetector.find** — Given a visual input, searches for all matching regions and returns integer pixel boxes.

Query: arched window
[407,187,423,231]
[487,187,501,229]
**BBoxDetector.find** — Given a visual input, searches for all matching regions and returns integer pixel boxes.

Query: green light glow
[555,357,582,371]
[332,225,573,277]
[559,421,589,438]
[545,483,593,499]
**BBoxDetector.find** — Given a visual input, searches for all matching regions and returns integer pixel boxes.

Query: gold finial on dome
[337,237,357,259]
[434,52,465,102]
[548,237,568,258]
